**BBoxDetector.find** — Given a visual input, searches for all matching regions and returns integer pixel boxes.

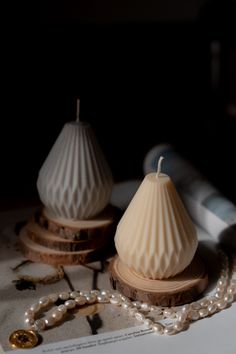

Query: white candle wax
[37,120,113,220]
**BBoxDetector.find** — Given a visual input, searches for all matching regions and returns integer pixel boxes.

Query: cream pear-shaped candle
[37,100,113,220]
[115,157,198,279]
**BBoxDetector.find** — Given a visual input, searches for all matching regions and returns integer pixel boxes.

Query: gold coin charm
[9,329,38,349]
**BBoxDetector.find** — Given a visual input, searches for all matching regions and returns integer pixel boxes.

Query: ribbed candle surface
[37,122,113,220]
[115,173,198,279]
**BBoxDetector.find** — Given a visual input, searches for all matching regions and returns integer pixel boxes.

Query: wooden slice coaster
[19,227,107,266]
[13,262,64,284]
[36,206,117,241]
[109,255,208,306]
[26,221,110,252]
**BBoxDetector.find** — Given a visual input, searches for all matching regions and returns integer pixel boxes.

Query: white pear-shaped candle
[115,157,198,279]
[37,100,113,220]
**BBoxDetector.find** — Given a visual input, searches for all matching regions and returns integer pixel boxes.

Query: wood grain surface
[109,255,208,306]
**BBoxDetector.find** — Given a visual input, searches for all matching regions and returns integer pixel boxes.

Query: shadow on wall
[1,1,235,203]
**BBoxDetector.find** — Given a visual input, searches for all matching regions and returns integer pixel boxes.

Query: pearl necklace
[9,251,236,348]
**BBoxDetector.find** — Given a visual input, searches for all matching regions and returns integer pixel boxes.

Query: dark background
[1,0,236,208]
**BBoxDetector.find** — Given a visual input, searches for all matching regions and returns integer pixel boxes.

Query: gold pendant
[9,329,38,349]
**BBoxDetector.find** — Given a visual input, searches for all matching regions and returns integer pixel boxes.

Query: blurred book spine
[144,144,236,250]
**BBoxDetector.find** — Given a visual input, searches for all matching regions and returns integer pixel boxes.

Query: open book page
[0,208,235,354]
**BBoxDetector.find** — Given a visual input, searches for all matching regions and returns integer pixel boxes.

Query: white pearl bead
[208,303,218,314]
[200,299,210,308]
[188,310,200,321]
[224,293,234,304]
[152,323,163,333]
[75,296,86,305]
[191,302,201,310]
[91,290,100,295]
[214,292,224,299]
[164,326,175,335]
[217,300,227,310]
[111,292,120,298]
[143,318,153,327]
[132,301,141,308]
[39,296,50,307]
[97,295,109,303]
[218,279,227,287]
[34,319,46,331]
[80,291,91,297]
[154,307,163,315]
[182,304,190,313]
[174,321,184,332]
[134,312,145,322]
[86,294,97,304]
[121,301,131,310]
[170,312,177,319]
[101,290,110,296]
[57,304,67,314]
[59,292,69,301]
[65,300,76,309]
[120,295,128,301]
[52,310,63,321]
[141,303,150,311]
[227,285,236,294]
[177,312,187,323]
[216,286,225,293]
[199,308,209,318]
[25,309,34,318]
[110,296,121,305]
[48,293,58,303]
[45,316,56,327]
[24,317,34,326]
[209,297,216,304]
[163,308,173,317]
[70,291,80,299]
[30,303,41,312]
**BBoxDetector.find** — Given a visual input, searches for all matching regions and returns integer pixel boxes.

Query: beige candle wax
[115,157,198,279]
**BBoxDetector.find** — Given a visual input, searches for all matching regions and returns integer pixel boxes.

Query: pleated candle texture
[37,122,113,220]
[115,173,198,279]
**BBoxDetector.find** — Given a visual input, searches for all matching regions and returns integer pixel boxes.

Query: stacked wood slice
[109,255,208,306]
[19,207,118,265]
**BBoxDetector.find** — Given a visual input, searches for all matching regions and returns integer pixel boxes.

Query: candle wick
[156,156,164,179]
[76,99,80,123]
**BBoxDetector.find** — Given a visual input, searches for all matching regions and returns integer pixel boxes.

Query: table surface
[0,206,235,354]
